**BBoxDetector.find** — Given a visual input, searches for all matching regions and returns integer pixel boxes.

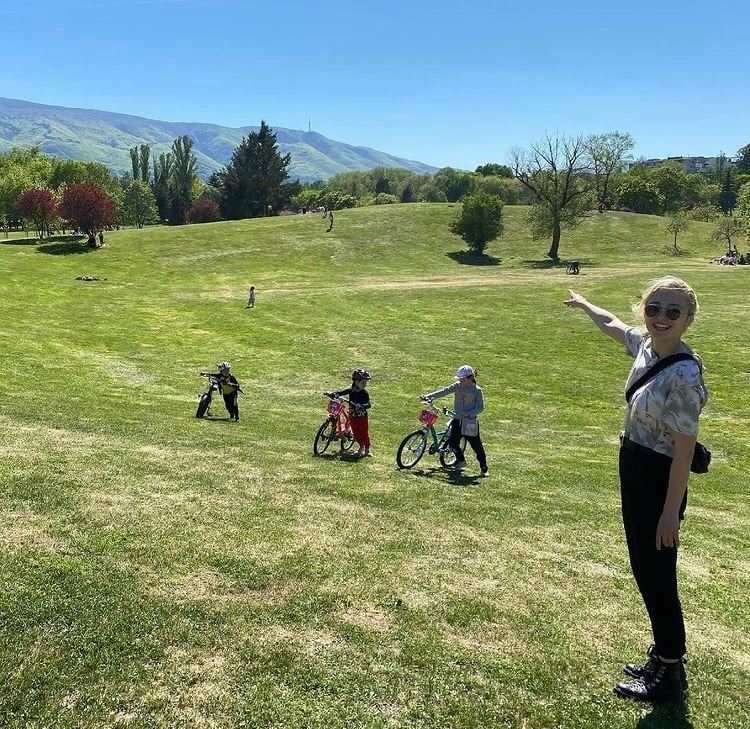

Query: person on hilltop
[246,285,256,308]
[326,369,372,457]
[422,365,488,477]
[564,277,708,702]
[199,361,242,422]
[325,209,334,233]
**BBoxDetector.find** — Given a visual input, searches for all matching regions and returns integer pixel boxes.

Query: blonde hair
[632,276,698,324]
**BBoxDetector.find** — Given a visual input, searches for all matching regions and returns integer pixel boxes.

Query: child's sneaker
[480,468,490,477]
[364,448,373,457]
[356,447,366,457]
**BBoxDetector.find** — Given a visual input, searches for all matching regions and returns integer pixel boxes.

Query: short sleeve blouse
[622,327,708,457]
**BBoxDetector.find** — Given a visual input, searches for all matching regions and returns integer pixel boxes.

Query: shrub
[687,204,721,222]
[187,199,221,224]
[374,193,398,205]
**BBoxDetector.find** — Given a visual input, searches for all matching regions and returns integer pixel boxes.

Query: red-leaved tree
[187,199,221,224]
[14,188,58,239]
[59,183,116,245]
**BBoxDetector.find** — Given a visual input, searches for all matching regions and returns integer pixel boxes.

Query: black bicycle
[196,374,243,418]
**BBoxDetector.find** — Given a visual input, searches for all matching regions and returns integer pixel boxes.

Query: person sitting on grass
[326,369,372,457]
[421,365,488,477]
[199,361,242,422]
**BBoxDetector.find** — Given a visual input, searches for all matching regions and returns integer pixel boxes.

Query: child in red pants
[327,369,372,456]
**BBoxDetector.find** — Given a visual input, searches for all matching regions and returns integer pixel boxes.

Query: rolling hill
[0,97,438,182]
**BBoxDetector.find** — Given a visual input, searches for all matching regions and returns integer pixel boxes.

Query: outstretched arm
[563,289,629,346]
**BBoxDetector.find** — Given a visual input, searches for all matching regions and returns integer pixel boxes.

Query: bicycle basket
[327,400,343,416]
[418,409,438,427]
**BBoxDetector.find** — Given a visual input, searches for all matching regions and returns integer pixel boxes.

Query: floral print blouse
[622,328,708,458]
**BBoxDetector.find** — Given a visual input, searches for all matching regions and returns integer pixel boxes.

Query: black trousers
[619,443,688,659]
[223,391,239,419]
[448,418,487,470]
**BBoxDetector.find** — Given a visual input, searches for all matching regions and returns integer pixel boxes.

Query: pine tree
[213,121,293,220]
[718,169,737,214]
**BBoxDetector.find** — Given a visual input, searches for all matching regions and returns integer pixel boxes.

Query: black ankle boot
[623,644,688,688]
[615,656,686,702]
[623,643,658,679]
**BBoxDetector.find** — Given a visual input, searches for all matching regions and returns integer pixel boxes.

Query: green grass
[0,204,748,728]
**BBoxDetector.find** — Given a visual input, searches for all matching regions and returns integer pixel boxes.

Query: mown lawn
[0,205,748,728]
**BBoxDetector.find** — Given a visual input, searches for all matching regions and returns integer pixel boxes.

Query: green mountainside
[0,97,438,182]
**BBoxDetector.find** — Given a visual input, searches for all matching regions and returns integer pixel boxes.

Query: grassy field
[0,204,748,728]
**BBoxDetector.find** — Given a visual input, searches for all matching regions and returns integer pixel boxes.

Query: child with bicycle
[422,365,488,476]
[199,361,242,422]
[326,369,372,456]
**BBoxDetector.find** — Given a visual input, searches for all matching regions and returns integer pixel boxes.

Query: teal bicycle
[396,401,466,469]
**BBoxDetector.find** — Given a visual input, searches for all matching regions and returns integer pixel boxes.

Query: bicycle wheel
[341,427,357,451]
[313,419,336,455]
[196,393,211,418]
[439,436,467,468]
[396,430,427,469]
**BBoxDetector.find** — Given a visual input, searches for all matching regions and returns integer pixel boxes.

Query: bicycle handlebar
[420,399,455,418]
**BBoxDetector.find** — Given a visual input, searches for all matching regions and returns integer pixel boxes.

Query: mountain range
[0,97,438,182]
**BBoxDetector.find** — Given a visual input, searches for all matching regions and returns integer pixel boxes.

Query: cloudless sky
[1,0,748,169]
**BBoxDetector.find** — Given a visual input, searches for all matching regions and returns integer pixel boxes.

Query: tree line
[2,127,749,260]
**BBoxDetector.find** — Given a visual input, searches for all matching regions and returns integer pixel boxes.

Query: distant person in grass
[421,365,488,477]
[326,369,372,456]
[564,277,708,703]
[325,209,334,232]
[199,361,242,422]
[246,285,256,308]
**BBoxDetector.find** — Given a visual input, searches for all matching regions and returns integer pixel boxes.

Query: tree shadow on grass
[446,251,502,266]
[520,258,594,271]
[36,241,94,255]
[1,238,39,246]
[661,246,694,258]
[636,700,693,729]
[36,241,96,256]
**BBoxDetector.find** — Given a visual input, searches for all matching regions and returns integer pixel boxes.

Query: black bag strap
[625,353,697,404]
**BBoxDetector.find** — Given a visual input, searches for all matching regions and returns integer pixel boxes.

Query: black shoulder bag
[625,353,711,474]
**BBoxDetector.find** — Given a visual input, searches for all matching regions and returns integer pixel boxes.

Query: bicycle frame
[326,397,351,439]
[419,405,457,453]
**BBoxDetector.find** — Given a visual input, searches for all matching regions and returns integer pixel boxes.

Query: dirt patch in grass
[0,507,59,554]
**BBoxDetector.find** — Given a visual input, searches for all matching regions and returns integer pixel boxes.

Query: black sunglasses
[644,303,683,321]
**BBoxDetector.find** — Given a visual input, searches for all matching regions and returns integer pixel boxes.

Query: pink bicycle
[313,393,357,455]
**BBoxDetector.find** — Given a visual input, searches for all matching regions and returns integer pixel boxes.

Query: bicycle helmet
[351,368,371,381]
[217,361,231,371]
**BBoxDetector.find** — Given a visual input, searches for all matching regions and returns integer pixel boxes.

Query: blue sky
[1,0,748,169]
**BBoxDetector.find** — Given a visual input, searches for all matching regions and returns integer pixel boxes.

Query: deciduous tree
[710,217,745,252]
[585,131,634,209]
[510,133,594,260]
[664,213,688,252]
[449,191,504,255]
[59,183,116,243]
[120,180,158,228]
[14,187,58,238]
[169,136,198,225]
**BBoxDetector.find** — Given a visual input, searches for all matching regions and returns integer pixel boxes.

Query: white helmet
[455,364,475,379]
[217,361,231,371]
